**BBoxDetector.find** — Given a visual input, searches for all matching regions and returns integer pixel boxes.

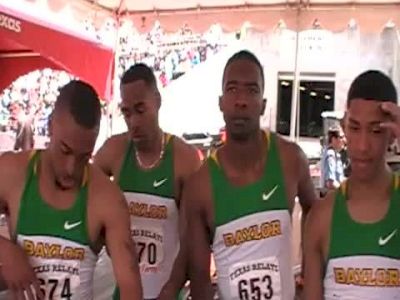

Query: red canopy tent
[0,4,114,100]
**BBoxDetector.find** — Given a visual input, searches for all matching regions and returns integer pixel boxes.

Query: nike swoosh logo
[262,185,278,201]
[379,229,398,246]
[64,221,82,231]
[153,178,168,188]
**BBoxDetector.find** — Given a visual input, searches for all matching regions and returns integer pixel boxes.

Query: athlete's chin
[131,134,148,146]
[57,178,76,190]
[229,128,254,141]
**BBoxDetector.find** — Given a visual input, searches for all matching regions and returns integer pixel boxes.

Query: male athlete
[0,80,142,300]
[186,50,317,300]
[94,63,201,299]
[304,70,400,299]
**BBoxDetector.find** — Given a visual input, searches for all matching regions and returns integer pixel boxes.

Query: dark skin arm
[0,152,43,300]
[304,193,333,300]
[158,142,202,299]
[295,146,318,277]
[93,136,120,177]
[158,181,191,299]
[187,168,213,300]
[96,175,143,300]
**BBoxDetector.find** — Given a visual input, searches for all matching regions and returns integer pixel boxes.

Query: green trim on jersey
[118,133,175,199]
[328,174,400,260]
[16,151,91,246]
[209,131,289,227]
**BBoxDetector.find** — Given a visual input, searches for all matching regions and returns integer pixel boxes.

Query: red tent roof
[0,4,114,100]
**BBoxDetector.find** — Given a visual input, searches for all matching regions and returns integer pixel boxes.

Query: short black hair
[223,50,265,89]
[54,80,101,129]
[120,63,157,89]
[347,70,398,107]
[328,129,341,144]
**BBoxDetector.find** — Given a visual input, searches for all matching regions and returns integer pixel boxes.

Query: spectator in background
[339,135,351,177]
[321,127,346,192]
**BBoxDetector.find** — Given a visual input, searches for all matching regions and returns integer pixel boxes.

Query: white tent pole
[109,15,123,137]
[289,6,301,142]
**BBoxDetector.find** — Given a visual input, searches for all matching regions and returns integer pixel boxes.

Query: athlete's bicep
[0,152,20,213]
[176,143,203,204]
[0,199,6,214]
[93,141,113,176]
[304,204,325,300]
[297,147,317,212]
[102,189,142,299]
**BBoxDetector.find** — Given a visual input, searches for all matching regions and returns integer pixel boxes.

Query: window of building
[277,76,335,138]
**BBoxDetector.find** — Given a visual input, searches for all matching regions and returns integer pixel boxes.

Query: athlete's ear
[261,98,267,116]
[219,95,223,112]
[155,90,161,110]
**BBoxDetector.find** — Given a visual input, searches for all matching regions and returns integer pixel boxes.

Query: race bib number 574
[229,257,281,300]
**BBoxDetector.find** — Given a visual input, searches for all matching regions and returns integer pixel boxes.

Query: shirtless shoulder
[173,136,202,179]
[275,134,307,176]
[94,133,128,177]
[0,151,32,207]
[275,134,313,207]
[88,165,126,214]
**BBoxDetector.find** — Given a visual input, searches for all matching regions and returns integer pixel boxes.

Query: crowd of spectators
[116,22,227,87]
[0,69,74,136]
[0,22,228,138]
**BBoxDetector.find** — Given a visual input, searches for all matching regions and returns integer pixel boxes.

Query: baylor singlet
[114,134,179,299]
[324,176,400,299]
[15,152,98,300]
[210,131,295,300]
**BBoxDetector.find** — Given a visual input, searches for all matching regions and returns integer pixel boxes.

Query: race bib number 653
[229,257,281,300]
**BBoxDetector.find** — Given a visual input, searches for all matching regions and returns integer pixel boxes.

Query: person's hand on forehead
[380,102,400,137]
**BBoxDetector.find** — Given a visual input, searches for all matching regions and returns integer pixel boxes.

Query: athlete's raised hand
[380,102,400,138]
[0,238,43,300]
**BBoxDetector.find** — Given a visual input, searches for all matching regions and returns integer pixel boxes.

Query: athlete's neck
[40,150,82,191]
[348,166,392,203]
[134,129,164,154]
[133,129,165,169]
[223,130,266,171]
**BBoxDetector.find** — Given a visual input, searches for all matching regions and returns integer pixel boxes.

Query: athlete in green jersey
[94,64,201,299]
[304,70,400,299]
[0,81,142,300]
[186,50,317,300]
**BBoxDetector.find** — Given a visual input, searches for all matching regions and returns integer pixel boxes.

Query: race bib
[132,225,164,273]
[32,260,80,300]
[229,257,281,300]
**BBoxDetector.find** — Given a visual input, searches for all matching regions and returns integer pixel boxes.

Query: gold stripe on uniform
[32,150,89,187]
[211,129,271,166]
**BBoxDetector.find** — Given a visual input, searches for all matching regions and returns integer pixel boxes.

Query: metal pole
[289,6,301,141]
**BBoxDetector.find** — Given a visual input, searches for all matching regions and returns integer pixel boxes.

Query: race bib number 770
[229,257,281,300]
[132,225,164,273]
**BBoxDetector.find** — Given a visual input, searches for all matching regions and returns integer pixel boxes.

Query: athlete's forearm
[0,237,13,290]
[0,275,6,292]
[159,250,188,299]
[0,236,13,263]
[189,259,213,300]
[119,280,142,300]
[190,272,213,300]
[300,206,312,277]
